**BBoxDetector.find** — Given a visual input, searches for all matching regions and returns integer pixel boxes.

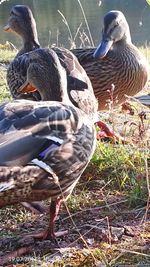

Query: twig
[106,216,111,245]
[118,249,150,258]
[141,157,150,223]
[63,200,97,265]
[62,199,128,221]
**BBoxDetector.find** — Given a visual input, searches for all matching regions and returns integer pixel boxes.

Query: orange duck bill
[18,83,37,93]
[3,24,13,32]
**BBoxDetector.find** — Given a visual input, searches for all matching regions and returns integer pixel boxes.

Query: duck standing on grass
[4,4,98,214]
[0,49,97,262]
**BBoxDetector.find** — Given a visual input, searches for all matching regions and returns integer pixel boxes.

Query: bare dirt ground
[0,172,149,266]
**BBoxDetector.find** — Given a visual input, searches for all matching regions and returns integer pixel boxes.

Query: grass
[0,66,11,101]
[90,142,148,199]
[0,45,149,266]
[0,47,17,63]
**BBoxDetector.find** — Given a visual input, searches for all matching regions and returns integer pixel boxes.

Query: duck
[4,5,40,57]
[135,93,150,107]
[8,47,98,116]
[4,5,41,101]
[72,10,149,110]
[0,49,97,260]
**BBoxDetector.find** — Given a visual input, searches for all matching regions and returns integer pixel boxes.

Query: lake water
[0,0,150,50]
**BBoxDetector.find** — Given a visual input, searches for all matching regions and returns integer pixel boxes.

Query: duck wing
[54,47,98,114]
[0,100,75,166]
[7,52,41,100]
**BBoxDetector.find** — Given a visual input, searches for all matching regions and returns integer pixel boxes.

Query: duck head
[94,10,131,59]
[17,48,88,104]
[4,5,40,50]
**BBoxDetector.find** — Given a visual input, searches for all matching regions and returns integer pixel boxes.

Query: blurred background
[0,0,149,49]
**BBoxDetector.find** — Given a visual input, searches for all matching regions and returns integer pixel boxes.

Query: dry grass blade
[58,9,76,48]
[118,249,150,258]
[63,201,98,265]
[62,199,128,221]
[74,22,83,43]
[141,158,150,223]
[77,0,94,47]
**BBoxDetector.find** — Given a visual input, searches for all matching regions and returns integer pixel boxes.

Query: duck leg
[46,199,68,238]
[24,198,68,240]
[0,199,68,264]
[44,198,62,238]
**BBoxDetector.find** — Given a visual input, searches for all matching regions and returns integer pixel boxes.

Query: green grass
[0,49,17,64]
[91,142,147,187]
[67,141,149,214]
[0,67,11,101]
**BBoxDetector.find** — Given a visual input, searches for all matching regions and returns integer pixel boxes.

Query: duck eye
[114,22,119,28]
[10,10,15,16]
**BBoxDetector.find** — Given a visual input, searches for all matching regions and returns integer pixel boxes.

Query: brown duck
[0,49,97,261]
[4,5,40,56]
[4,5,41,101]
[72,10,149,110]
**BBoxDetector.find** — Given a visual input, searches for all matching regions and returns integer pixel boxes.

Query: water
[0,0,149,50]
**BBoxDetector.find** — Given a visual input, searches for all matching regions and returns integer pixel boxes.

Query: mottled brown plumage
[0,101,96,206]
[72,10,149,110]
[0,49,97,242]
[9,48,98,116]
[5,5,94,107]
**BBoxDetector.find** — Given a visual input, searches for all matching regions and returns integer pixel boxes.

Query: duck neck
[113,24,132,50]
[26,36,40,49]
[41,71,70,103]
[17,24,40,56]
[38,49,71,104]
[113,35,131,52]
[41,79,63,102]
[121,24,132,44]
